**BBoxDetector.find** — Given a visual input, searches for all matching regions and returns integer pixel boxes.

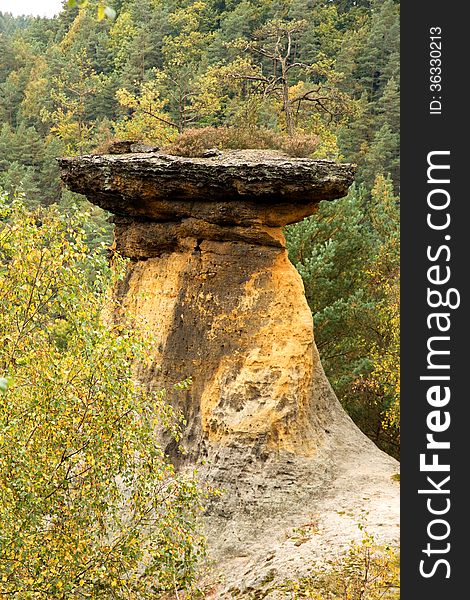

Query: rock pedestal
[59,149,399,597]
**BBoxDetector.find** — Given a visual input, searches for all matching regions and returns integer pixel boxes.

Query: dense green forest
[0,0,399,454]
[0,0,399,596]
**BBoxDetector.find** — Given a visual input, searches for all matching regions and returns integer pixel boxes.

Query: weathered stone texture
[114,241,329,459]
[58,149,355,225]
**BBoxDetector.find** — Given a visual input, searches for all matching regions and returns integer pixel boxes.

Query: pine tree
[361,123,399,188]
[376,75,399,132]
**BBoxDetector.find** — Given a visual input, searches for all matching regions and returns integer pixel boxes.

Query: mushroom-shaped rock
[59,149,398,596]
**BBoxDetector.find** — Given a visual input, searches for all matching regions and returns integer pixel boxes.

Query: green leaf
[67,0,76,7]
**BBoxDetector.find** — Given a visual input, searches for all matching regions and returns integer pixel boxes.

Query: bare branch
[285,61,312,73]
[245,43,278,61]
[137,107,179,130]
[274,34,282,60]
[264,86,283,99]
[288,89,341,123]
[289,88,325,105]
[263,76,284,96]
[285,30,292,61]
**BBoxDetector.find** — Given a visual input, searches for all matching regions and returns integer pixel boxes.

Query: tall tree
[228,19,352,136]
[43,49,105,153]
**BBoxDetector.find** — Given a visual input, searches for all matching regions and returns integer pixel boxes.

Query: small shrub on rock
[164,126,320,158]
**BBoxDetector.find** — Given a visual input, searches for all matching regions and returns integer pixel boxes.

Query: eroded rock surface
[58,149,355,225]
[59,149,399,597]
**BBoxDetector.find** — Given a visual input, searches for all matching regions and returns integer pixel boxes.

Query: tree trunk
[281,60,294,137]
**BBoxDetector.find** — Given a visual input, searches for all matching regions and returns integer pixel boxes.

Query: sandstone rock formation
[59,149,399,597]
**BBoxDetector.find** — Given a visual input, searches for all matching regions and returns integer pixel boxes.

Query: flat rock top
[58,150,356,214]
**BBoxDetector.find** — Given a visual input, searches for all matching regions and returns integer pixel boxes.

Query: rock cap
[58,149,355,227]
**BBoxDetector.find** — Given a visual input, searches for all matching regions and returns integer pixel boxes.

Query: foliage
[66,0,117,22]
[336,0,400,189]
[0,195,205,598]
[282,531,400,599]
[360,176,400,435]
[115,79,177,143]
[0,124,63,207]
[278,131,321,157]
[158,1,216,131]
[43,49,106,154]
